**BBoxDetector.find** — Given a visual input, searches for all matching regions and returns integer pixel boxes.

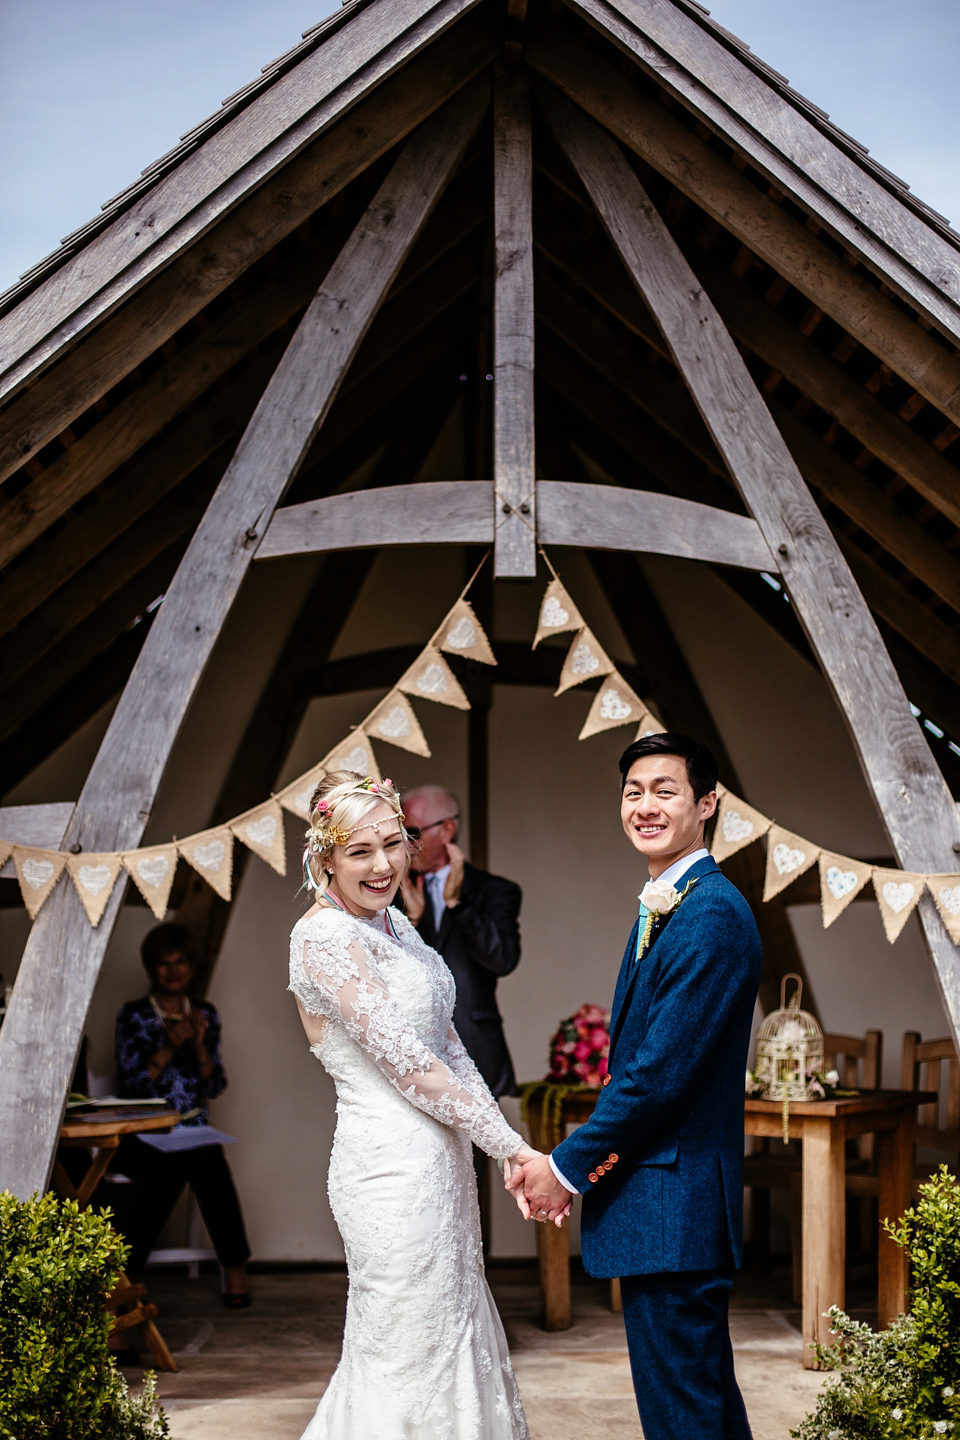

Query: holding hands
[503,1146,573,1227]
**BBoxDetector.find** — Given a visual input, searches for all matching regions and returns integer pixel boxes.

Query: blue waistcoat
[552,856,762,1278]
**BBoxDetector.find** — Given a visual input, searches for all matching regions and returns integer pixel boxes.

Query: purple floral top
[115,997,227,1125]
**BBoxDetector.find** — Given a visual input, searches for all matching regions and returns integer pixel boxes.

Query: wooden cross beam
[492,66,536,576]
[0,78,490,1199]
[538,80,960,1047]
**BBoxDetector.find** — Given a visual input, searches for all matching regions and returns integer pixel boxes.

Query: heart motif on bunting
[542,598,569,628]
[342,746,372,772]
[246,816,277,848]
[882,881,914,914]
[178,829,234,900]
[826,867,858,899]
[22,859,54,890]
[773,844,806,876]
[194,841,226,872]
[927,874,960,943]
[723,811,754,844]
[437,598,495,665]
[763,825,818,900]
[571,644,600,676]
[78,865,112,896]
[445,616,476,649]
[600,689,631,721]
[138,856,169,889]
[533,579,583,648]
[398,646,469,710]
[381,707,410,737]
[556,627,614,695]
[939,886,960,916]
[363,690,430,756]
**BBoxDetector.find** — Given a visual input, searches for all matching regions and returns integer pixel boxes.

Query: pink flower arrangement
[547,1004,611,1087]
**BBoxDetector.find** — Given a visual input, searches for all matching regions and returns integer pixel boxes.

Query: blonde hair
[303,770,408,898]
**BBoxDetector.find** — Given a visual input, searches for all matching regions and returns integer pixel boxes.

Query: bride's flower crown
[306,776,403,854]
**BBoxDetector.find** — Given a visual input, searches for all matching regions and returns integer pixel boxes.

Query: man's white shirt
[426,864,451,929]
[547,848,709,1195]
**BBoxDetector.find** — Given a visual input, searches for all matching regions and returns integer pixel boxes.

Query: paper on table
[139,1124,237,1152]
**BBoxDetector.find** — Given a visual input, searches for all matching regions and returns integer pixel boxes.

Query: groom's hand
[506,1153,573,1226]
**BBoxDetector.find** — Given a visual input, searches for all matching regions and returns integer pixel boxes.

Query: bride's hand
[503,1145,541,1220]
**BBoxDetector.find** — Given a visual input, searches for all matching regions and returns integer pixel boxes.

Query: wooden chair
[745,1029,882,1301]
[900,1032,960,1191]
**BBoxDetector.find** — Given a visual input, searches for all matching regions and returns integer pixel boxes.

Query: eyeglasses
[412,814,459,835]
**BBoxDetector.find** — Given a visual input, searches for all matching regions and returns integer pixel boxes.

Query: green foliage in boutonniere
[636,875,699,962]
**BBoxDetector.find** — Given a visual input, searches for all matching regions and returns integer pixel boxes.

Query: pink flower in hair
[383,778,393,788]
[371,783,379,793]
[317,800,329,814]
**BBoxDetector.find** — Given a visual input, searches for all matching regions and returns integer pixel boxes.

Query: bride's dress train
[289,904,529,1440]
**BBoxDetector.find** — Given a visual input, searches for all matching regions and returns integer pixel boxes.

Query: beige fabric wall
[0,543,951,1262]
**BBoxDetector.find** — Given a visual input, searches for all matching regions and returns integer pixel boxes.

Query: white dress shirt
[548,847,710,1195]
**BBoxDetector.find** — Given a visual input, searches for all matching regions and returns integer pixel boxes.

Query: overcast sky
[1,0,958,294]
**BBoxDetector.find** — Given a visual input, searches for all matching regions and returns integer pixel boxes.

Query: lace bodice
[289,904,522,1161]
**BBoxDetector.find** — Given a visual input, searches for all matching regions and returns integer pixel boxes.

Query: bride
[288,770,540,1438]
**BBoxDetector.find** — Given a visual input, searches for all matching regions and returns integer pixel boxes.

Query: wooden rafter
[0,80,490,1198]
[539,81,960,1048]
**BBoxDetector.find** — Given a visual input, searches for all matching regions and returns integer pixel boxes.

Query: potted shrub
[0,1189,167,1440]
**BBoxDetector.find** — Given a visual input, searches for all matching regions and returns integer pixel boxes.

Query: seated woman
[114,922,251,1307]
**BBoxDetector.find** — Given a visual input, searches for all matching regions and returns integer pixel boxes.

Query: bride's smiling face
[326,800,408,918]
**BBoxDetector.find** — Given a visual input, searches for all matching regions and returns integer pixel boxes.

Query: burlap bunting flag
[555,627,614,696]
[763,825,819,901]
[633,709,666,739]
[818,850,872,929]
[711,791,771,862]
[323,733,381,781]
[398,645,469,710]
[363,691,431,756]
[230,799,286,876]
[66,852,124,927]
[578,672,646,738]
[872,866,925,943]
[533,579,584,649]
[178,827,235,901]
[436,599,496,666]
[123,844,179,920]
[0,838,12,869]
[277,763,329,822]
[13,846,67,919]
[926,874,960,944]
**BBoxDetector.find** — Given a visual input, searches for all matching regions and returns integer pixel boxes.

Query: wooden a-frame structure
[3,0,960,1199]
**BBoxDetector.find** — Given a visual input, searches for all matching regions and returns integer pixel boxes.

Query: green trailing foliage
[794,1166,960,1439]
[0,1189,168,1440]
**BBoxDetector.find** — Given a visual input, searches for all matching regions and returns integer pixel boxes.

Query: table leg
[877,1109,915,1327]
[801,1118,845,1368]
[537,1219,571,1331]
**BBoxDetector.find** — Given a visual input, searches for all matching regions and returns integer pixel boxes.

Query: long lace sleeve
[290,920,523,1160]
[442,1025,499,1109]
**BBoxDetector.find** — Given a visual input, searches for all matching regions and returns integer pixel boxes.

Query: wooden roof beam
[527,26,960,428]
[0,80,490,1198]
[540,80,960,1061]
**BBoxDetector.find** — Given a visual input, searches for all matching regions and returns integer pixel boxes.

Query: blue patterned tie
[634,901,650,965]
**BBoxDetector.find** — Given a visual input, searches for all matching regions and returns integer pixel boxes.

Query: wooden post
[539,82,960,1049]
[0,80,489,1199]
[801,1118,846,1364]
[876,1109,915,1327]
[493,67,536,577]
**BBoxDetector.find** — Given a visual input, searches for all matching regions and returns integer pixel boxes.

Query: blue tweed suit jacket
[552,855,762,1278]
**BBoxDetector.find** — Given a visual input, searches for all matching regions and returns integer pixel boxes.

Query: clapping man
[400,785,522,1231]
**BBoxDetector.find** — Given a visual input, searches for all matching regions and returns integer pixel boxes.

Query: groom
[507,732,762,1439]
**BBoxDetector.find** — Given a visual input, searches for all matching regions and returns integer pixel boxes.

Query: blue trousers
[620,1269,752,1440]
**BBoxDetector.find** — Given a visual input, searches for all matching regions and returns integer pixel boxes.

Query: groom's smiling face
[621,754,717,877]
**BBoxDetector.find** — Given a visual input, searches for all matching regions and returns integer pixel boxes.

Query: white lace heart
[773,843,806,875]
[541,596,569,628]
[21,858,54,890]
[826,866,858,900]
[882,880,915,914]
[938,884,960,917]
[78,864,112,896]
[571,643,600,676]
[193,840,226,872]
[137,856,170,889]
[245,816,277,848]
[416,663,448,695]
[444,616,476,650]
[378,706,411,739]
[295,788,314,814]
[340,746,370,773]
[722,810,753,843]
[598,687,631,721]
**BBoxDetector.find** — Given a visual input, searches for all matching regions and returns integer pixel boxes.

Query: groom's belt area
[588,1152,619,1184]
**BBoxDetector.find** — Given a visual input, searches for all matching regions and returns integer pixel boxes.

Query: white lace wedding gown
[288,903,529,1440]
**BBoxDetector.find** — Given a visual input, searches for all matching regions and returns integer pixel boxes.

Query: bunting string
[2,562,497,929]
[533,560,960,947]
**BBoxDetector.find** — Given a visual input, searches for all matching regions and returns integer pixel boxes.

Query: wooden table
[56,1107,181,1371]
[525,1086,929,1366]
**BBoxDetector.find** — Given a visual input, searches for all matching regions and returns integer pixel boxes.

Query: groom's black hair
[618,732,718,802]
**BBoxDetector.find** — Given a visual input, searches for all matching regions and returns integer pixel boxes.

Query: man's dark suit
[552,855,762,1440]
[415,861,521,1098]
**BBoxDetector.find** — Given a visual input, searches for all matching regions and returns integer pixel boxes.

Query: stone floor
[126,1261,844,1439]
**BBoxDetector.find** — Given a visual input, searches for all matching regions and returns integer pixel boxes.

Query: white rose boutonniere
[639,878,680,914]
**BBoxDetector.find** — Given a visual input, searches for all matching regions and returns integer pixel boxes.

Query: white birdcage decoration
[755,973,823,1102]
